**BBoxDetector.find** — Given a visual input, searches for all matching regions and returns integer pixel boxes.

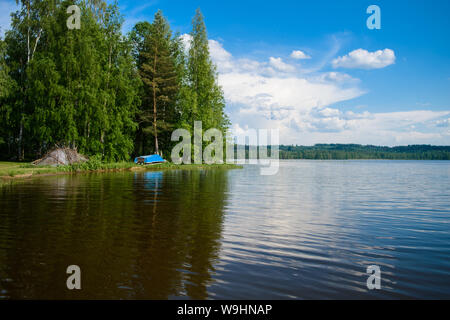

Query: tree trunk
[152,50,159,155]
[18,117,23,161]
[20,2,30,161]
[139,127,143,155]
[27,2,30,64]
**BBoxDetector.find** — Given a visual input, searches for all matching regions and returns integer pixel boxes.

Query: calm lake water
[0,160,449,299]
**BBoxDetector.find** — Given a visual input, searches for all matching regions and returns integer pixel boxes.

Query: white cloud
[206,40,363,115]
[208,39,234,72]
[180,33,192,52]
[311,71,359,84]
[276,108,450,145]
[204,40,450,145]
[290,50,311,60]
[209,39,232,62]
[180,34,298,76]
[268,57,296,73]
[219,72,363,117]
[332,48,396,69]
[435,118,450,127]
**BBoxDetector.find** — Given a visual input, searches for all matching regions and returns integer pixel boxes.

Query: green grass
[0,162,60,177]
[0,160,242,183]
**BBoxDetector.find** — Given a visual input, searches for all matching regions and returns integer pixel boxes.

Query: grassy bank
[0,160,242,183]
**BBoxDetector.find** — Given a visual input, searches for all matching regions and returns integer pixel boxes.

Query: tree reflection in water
[0,169,229,299]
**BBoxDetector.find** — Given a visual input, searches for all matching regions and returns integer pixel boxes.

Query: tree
[1,0,140,161]
[0,36,10,98]
[0,4,230,162]
[136,10,180,156]
[2,0,48,160]
[186,9,229,134]
[129,21,152,70]
[0,36,13,147]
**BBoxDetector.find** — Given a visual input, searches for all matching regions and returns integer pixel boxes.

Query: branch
[31,28,42,61]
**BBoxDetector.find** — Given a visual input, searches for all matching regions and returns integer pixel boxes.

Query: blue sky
[1,0,449,145]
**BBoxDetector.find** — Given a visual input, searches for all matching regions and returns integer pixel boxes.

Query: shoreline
[0,162,243,185]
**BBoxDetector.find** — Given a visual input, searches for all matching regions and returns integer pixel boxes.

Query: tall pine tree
[135,10,180,156]
[186,9,229,134]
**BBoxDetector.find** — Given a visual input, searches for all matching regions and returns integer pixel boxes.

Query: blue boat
[134,154,166,165]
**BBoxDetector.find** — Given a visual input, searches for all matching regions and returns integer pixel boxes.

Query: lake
[0,160,449,299]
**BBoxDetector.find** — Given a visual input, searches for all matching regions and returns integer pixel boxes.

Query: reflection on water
[0,169,228,299]
[0,161,450,299]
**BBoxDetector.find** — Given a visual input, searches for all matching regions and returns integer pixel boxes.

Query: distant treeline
[278,144,450,160]
[234,144,450,160]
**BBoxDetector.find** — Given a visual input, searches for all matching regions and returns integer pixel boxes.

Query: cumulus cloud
[276,108,450,145]
[180,36,449,145]
[311,71,359,84]
[180,33,192,52]
[209,39,232,62]
[219,72,363,117]
[180,34,299,76]
[332,48,396,69]
[268,57,296,73]
[435,118,450,127]
[205,40,365,139]
[208,39,234,72]
[290,50,311,60]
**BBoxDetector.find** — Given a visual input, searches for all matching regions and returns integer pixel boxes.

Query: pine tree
[136,10,180,156]
[186,9,229,134]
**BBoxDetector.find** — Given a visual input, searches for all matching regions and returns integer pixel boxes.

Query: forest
[0,0,229,162]
[278,144,450,160]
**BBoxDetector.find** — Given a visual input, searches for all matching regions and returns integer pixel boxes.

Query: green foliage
[0,4,229,162]
[70,154,103,170]
[0,37,10,98]
[131,8,229,160]
[0,35,15,147]
[1,0,140,161]
[185,9,229,133]
[277,144,450,160]
[134,11,181,156]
